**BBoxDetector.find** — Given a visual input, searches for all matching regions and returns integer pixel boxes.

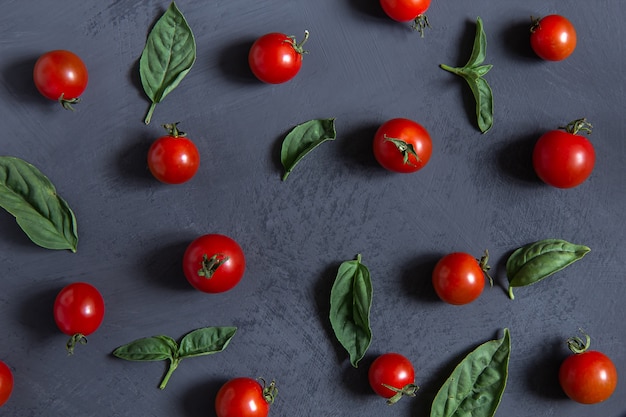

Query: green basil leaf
[470,76,494,133]
[431,328,511,417]
[0,156,78,252]
[139,1,196,124]
[506,239,590,299]
[280,118,336,181]
[112,335,178,362]
[466,16,487,67]
[329,254,373,368]
[177,326,237,358]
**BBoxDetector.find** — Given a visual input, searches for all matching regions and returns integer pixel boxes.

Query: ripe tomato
[215,377,277,417]
[532,119,595,188]
[432,251,491,305]
[0,360,13,407]
[33,50,88,110]
[379,0,431,35]
[147,123,200,184]
[373,118,432,173]
[248,31,309,84]
[53,282,105,354]
[530,15,577,61]
[368,353,418,404]
[183,234,245,293]
[559,332,618,404]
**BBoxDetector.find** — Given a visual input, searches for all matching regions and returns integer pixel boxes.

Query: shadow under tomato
[500,18,539,61]
[346,0,387,19]
[523,337,569,400]
[217,38,259,84]
[19,286,62,343]
[401,253,443,303]
[181,377,227,417]
[2,56,55,109]
[342,353,377,397]
[496,132,542,185]
[141,237,195,291]
[114,131,156,185]
[338,123,383,171]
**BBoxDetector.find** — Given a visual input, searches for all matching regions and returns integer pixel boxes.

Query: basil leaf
[440,17,494,133]
[329,254,373,368]
[281,118,336,181]
[431,328,511,417]
[506,239,590,299]
[178,326,237,358]
[140,1,196,124]
[112,335,177,362]
[0,156,78,252]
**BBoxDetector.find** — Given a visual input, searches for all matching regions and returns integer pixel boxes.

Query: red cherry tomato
[53,282,105,354]
[559,332,618,404]
[183,234,246,293]
[373,118,432,173]
[432,251,491,305]
[33,50,88,110]
[368,353,418,404]
[532,119,595,188]
[0,360,13,407]
[248,31,309,84]
[530,15,577,61]
[215,377,277,417]
[379,0,431,35]
[147,123,200,184]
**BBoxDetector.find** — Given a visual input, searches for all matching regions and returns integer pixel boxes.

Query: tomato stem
[411,14,431,37]
[383,135,420,166]
[566,329,592,354]
[381,382,419,405]
[66,333,88,355]
[477,249,493,287]
[58,93,80,111]
[560,118,592,136]
[159,358,179,390]
[259,378,278,404]
[198,253,229,279]
[287,30,310,55]
[163,122,185,137]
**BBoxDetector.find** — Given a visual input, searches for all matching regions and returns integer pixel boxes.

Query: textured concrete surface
[1,0,625,416]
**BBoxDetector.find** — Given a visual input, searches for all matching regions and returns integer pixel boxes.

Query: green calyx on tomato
[259,378,278,405]
[285,30,310,56]
[162,122,186,138]
[382,382,419,405]
[559,118,592,136]
[411,14,431,37]
[565,329,592,354]
[198,253,230,278]
[383,135,421,166]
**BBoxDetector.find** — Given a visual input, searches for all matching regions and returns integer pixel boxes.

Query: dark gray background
[1,0,624,416]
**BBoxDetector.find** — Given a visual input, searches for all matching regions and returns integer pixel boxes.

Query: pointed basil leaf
[466,16,487,67]
[329,254,373,368]
[112,335,178,362]
[0,156,78,252]
[281,118,336,181]
[431,328,511,417]
[506,239,590,299]
[140,1,196,124]
[178,326,237,358]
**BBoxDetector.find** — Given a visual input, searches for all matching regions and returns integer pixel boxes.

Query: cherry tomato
[559,332,618,404]
[248,31,309,84]
[379,0,431,35]
[432,251,491,305]
[147,123,200,184]
[33,50,88,110]
[373,118,432,173]
[532,118,595,188]
[215,377,277,417]
[530,15,577,61]
[368,353,418,404]
[183,234,245,293]
[0,360,13,407]
[53,282,105,354]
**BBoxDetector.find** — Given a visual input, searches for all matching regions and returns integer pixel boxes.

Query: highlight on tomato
[147,123,200,184]
[0,360,13,407]
[215,377,278,417]
[379,0,432,36]
[248,31,309,84]
[530,14,577,61]
[33,50,88,110]
[182,233,246,293]
[373,117,432,173]
[368,352,419,404]
[532,118,595,188]
[432,251,492,305]
[53,282,105,354]
[559,330,618,404]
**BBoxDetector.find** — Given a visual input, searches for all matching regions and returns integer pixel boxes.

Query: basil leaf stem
[281,118,337,181]
[329,254,373,368]
[431,328,511,417]
[506,239,590,299]
[440,17,494,133]
[140,1,196,124]
[112,326,236,389]
[0,156,78,252]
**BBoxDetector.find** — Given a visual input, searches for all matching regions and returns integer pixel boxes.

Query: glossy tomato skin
[559,350,618,404]
[0,360,13,407]
[379,0,431,22]
[373,118,432,173]
[33,50,88,101]
[147,135,200,184]
[532,130,595,188]
[432,252,485,305]
[215,378,273,417]
[53,282,105,337]
[530,15,577,61]
[249,32,305,84]
[183,234,246,293]
[368,353,415,399]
